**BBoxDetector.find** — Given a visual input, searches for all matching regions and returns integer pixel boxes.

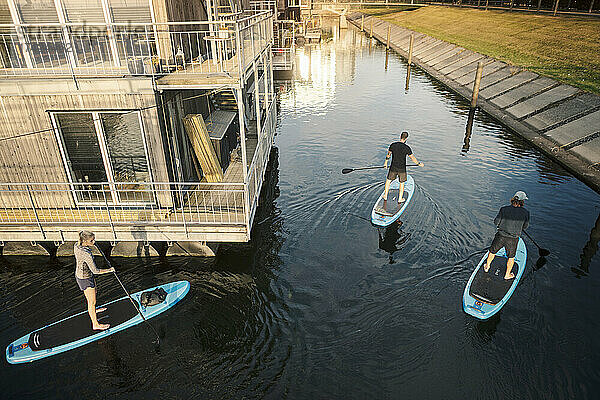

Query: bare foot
[96,307,107,313]
[483,263,490,273]
[93,323,110,331]
[398,198,405,204]
[504,272,515,280]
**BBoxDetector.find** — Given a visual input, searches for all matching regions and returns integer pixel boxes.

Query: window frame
[50,109,155,206]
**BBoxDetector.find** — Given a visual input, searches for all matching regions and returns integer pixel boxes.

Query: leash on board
[97,248,161,346]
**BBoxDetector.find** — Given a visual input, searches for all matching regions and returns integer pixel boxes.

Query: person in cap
[383,131,424,204]
[483,191,530,280]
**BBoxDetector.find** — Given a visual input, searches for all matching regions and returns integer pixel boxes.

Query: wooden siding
[0,91,171,207]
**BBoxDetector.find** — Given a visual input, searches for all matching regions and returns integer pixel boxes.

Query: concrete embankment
[347,12,600,193]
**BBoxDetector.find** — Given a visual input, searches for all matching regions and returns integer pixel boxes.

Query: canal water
[2,23,600,400]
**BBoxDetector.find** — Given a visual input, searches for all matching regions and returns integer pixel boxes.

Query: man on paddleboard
[74,231,115,330]
[383,131,424,203]
[484,191,530,280]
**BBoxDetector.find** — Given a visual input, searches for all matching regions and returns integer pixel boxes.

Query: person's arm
[523,211,530,231]
[408,154,424,167]
[384,150,392,167]
[82,249,114,274]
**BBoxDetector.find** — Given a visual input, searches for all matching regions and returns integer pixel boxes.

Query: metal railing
[0,11,274,78]
[0,182,247,232]
[250,0,278,13]
[273,20,295,70]
[247,98,277,226]
[427,0,599,14]
[273,47,294,70]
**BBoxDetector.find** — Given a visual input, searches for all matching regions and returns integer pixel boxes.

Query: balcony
[0,99,277,243]
[0,11,273,87]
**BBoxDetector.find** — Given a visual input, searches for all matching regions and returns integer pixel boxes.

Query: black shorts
[387,168,407,182]
[76,276,96,291]
[489,233,518,258]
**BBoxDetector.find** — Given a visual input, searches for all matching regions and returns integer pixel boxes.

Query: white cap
[513,191,528,201]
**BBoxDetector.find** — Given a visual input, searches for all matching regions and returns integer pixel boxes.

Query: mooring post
[553,0,560,15]
[485,0,489,10]
[361,15,364,31]
[370,19,373,38]
[471,62,484,108]
[407,34,414,65]
[590,0,595,12]
[386,25,390,50]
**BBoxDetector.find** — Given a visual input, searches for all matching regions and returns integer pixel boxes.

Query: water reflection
[462,108,476,154]
[572,211,600,277]
[377,221,411,264]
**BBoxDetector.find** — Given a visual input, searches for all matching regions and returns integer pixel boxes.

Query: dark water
[2,23,600,400]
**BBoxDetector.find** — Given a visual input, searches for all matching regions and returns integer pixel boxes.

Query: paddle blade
[341,168,353,174]
[539,248,550,257]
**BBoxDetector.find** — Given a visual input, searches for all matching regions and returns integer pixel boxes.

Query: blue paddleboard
[463,238,527,319]
[6,280,190,364]
[371,175,415,227]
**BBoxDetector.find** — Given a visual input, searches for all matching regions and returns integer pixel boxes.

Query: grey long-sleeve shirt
[74,243,104,279]
[494,205,530,238]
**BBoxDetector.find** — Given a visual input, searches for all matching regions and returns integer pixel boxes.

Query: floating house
[0,0,279,255]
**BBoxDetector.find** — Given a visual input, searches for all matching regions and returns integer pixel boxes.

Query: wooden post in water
[405,34,414,90]
[471,62,484,108]
[537,0,543,11]
[485,0,489,10]
[361,15,364,31]
[553,0,560,15]
[386,25,391,50]
[509,0,514,10]
[407,34,414,65]
[385,26,391,70]
[370,19,373,38]
[589,0,595,12]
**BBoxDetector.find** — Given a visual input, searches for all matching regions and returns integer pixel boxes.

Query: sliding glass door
[52,110,153,205]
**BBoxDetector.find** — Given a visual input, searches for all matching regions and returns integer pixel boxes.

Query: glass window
[101,112,149,183]
[56,113,108,184]
[54,111,152,204]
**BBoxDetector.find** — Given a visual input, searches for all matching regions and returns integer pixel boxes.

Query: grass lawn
[361,6,600,94]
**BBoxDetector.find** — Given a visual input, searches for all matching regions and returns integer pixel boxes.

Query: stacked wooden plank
[183,114,224,183]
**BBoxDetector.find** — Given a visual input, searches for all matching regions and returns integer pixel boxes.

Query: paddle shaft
[343,165,419,174]
[522,230,549,255]
[97,248,160,344]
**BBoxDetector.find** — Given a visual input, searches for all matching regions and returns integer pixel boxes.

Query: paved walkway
[347,12,600,193]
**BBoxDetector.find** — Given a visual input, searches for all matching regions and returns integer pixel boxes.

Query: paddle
[522,230,550,257]
[97,248,161,345]
[341,165,418,174]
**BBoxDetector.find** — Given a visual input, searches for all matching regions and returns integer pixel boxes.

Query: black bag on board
[140,288,167,307]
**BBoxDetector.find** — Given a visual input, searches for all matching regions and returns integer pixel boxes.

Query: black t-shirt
[388,142,412,170]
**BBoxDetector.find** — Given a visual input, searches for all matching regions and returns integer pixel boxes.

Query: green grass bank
[361,6,600,94]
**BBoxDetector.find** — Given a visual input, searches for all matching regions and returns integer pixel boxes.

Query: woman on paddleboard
[74,231,115,330]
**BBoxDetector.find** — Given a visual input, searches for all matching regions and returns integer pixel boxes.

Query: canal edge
[346,12,600,194]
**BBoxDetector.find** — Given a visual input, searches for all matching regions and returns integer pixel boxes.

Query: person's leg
[83,287,109,330]
[484,252,496,273]
[504,258,515,280]
[398,180,405,203]
[383,179,392,200]
[503,237,518,280]
[484,233,503,272]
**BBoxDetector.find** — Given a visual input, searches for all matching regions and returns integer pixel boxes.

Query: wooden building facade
[0,0,277,253]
